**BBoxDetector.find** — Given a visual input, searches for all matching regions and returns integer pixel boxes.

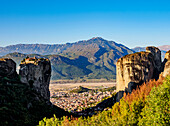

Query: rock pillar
[19,57,51,101]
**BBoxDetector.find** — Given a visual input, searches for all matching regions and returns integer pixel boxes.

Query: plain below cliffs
[116,46,170,101]
[19,57,51,101]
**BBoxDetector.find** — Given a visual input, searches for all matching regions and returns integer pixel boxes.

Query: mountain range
[2,37,134,80]
[1,37,169,80]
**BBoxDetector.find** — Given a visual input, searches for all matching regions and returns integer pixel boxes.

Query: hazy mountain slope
[132,46,170,59]
[62,37,134,62]
[0,43,73,56]
[131,47,145,52]
[158,45,170,51]
[0,37,134,56]
[2,37,135,80]
[132,45,170,52]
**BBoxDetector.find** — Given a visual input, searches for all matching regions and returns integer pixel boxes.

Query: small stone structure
[19,57,51,101]
[0,58,17,79]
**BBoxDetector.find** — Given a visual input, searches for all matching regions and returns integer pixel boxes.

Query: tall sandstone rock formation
[0,58,18,79]
[19,57,51,101]
[162,50,170,77]
[116,46,164,101]
[146,46,162,79]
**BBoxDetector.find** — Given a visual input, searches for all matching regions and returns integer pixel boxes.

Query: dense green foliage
[139,77,170,125]
[0,77,70,126]
[39,76,170,126]
[70,86,91,93]
[98,86,116,92]
[69,86,116,94]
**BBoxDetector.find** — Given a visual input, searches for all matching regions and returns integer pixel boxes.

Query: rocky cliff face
[19,57,51,101]
[116,52,154,93]
[162,50,170,77]
[0,57,70,126]
[116,46,167,101]
[146,46,162,79]
[0,58,18,79]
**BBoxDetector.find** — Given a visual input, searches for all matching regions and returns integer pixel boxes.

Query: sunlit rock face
[116,52,154,92]
[116,46,163,101]
[19,57,51,101]
[162,50,170,77]
[0,58,18,79]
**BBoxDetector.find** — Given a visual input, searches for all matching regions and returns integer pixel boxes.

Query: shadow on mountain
[72,56,92,69]
[68,56,93,75]
[94,46,108,62]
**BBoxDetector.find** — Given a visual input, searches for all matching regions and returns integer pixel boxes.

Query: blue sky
[0,0,170,48]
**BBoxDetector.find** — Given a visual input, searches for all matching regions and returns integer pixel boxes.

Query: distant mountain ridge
[131,47,146,52]
[0,43,72,56]
[0,37,133,56]
[158,45,170,51]
[2,37,134,80]
[132,45,170,59]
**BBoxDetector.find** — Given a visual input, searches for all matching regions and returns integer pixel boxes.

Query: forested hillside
[39,76,170,126]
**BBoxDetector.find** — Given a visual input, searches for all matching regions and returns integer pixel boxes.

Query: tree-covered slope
[39,76,170,126]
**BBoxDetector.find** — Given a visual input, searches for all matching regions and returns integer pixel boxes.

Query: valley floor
[49,82,116,115]
[49,82,116,91]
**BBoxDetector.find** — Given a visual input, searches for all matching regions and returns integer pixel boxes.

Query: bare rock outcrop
[19,57,51,101]
[116,46,170,101]
[146,46,162,79]
[0,58,18,79]
[116,52,154,94]
[116,46,163,101]
[161,50,170,77]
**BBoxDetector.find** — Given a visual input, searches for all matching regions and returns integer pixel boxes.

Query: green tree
[139,76,170,125]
